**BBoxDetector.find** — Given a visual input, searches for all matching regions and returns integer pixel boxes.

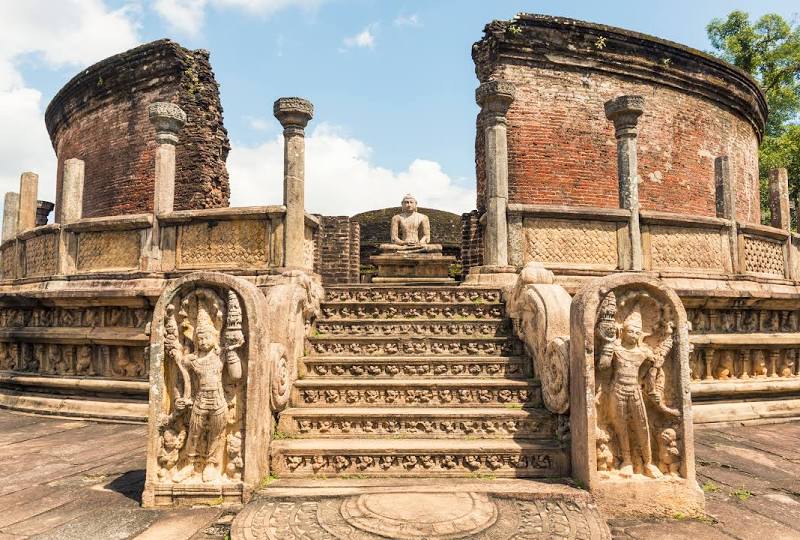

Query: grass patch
[469,472,497,480]
[272,430,291,440]
[702,481,721,493]
[504,403,524,409]
[731,487,752,501]
[259,474,279,488]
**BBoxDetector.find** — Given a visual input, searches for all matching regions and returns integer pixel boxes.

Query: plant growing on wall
[707,11,800,226]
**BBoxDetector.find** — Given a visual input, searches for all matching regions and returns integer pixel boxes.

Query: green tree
[707,11,800,224]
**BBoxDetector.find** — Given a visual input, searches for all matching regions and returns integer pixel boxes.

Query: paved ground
[2,409,800,539]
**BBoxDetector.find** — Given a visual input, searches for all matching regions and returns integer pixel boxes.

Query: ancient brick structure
[315,216,360,285]
[472,14,766,222]
[45,40,230,219]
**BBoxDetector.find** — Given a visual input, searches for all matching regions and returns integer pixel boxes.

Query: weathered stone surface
[58,158,85,223]
[17,172,38,233]
[2,192,19,242]
[569,273,703,518]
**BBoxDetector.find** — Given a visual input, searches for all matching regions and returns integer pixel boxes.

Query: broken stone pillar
[17,172,39,233]
[769,168,790,230]
[476,80,515,268]
[715,156,738,273]
[604,96,644,271]
[57,158,85,223]
[148,102,186,270]
[149,103,187,216]
[2,192,19,242]
[274,97,313,269]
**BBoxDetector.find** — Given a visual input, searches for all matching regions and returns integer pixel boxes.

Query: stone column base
[463,265,518,287]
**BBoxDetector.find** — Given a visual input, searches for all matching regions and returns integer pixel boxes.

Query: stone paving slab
[3,409,800,539]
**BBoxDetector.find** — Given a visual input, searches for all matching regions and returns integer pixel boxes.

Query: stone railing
[508,204,798,283]
[0,208,321,281]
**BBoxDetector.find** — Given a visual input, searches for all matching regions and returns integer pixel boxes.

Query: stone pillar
[57,158,85,223]
[604,96,644,271]
[148,102,186,270]
[476,80,515,268]
[2,193,20,242]
[149,103,186,216]
[274,97,313,269]
[715,156,739,273]
[17,172,38,233]
[769,168,790,230]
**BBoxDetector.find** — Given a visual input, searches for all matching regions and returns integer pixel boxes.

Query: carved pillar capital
[476,80,515,124]
[148,102,187,145]
[604,95,644,138]
[273,97,314,135]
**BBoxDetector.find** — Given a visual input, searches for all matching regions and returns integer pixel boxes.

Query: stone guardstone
[371,253,456,284]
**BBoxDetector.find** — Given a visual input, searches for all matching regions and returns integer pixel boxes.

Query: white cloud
[152,0,323,36]
[0,1,141,215]
[245,115,273,132]
[227,124,475,215]
[342,25,376,49]
[153,0,208,37]
[394,14,421,27]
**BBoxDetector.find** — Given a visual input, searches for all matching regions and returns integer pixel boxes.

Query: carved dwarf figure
[172,302,242,484]
[379,194,442,254]
[75,346,95,376]
[599,307,663,478]
[714,350,734,380]
[158,427,186,481]
[596,428,615,476]
[658,427,681,476]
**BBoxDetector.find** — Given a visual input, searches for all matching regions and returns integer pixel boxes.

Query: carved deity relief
[156,288,246,485]
[0,343,14,370]
[75,345,95,375]
[593,289,683,480]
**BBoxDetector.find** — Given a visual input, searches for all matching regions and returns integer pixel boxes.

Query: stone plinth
[371,253,456,284]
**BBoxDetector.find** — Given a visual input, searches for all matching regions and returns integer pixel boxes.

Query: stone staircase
[270,286,569,478]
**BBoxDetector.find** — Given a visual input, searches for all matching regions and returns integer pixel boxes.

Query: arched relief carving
[569,274,703,518]
[143,272,272,508]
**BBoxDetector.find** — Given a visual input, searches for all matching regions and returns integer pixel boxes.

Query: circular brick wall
[45,40,230,219]
[473,15,767,223]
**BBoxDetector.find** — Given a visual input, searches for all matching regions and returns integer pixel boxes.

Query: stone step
[320,302,504,320]
[292,379,541,408]
[270,438,568,478]
[277,407,558,439]
[307,336,521,357]
[324,287,502,304]
[301,356,529,379]
[314,318,509,338]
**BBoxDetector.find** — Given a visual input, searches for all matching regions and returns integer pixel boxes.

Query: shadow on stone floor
[105,469,145,504]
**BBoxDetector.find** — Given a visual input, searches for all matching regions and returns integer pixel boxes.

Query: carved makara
[593,289,682,480]
[157,287,246,485]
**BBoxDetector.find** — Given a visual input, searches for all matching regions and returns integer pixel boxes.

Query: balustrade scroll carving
[569,274,703,518]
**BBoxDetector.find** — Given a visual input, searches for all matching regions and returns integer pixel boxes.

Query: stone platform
[370,253,456,284]
[5,409,800,539]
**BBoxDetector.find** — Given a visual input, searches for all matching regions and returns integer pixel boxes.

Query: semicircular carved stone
[269,343,291,411]
[507,262,572,414]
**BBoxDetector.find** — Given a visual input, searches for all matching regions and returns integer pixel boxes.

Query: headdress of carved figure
[195,306,219,352]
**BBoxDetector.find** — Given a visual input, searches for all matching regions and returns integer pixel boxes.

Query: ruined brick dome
[45,40,231,219]
[473,14,768,223]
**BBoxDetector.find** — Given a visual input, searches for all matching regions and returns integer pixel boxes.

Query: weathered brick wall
[460,210,483,278]
[316,216,360,285]
[45,40,230,219]
[473,15,766,224]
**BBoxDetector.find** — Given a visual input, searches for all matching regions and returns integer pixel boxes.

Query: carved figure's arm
[420,215,431,244]
[390,215,403,244]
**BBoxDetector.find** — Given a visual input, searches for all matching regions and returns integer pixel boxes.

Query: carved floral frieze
[299,386,538,407]
[324,288,501,304]
[320,304,503,320]
[304,359,526,378]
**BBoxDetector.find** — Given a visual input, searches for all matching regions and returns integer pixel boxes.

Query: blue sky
[1,1,797,218]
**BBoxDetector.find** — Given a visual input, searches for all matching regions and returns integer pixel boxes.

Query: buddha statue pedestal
[371,252,456,284]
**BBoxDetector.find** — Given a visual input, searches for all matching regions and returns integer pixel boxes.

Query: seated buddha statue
[379,194,443,254]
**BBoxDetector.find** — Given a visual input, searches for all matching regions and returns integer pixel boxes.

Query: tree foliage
[707,11,800,223]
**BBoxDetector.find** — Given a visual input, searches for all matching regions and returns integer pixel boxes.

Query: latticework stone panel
[650,225,723,271]
[522,218,617,268]
[24,234,57,277]
[177,219,268,269]
[77,230,141,272]
[743,236,784,276]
